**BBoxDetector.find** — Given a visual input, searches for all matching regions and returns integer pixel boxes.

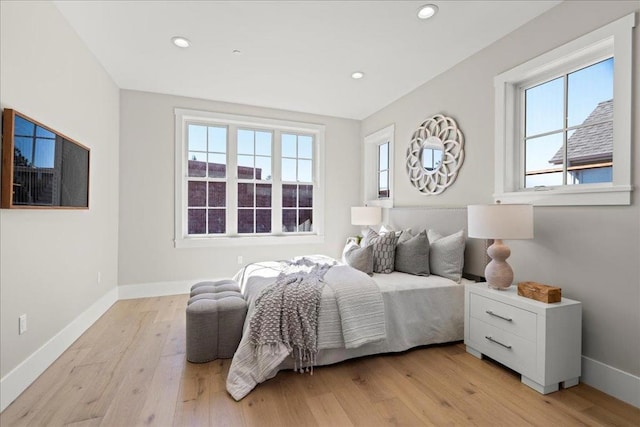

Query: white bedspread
[226,256,386,400]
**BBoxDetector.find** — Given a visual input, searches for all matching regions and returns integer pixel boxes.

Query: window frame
[363,124,395,208]
[494,13,634,206]
[174,108,325,248]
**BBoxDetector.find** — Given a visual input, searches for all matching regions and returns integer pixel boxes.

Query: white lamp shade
[468,204,533,240]
[351,206,382,226]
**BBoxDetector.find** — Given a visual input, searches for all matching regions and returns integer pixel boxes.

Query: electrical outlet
[19,314,27,335]
[237,255,243,265]
[97,271,101,284]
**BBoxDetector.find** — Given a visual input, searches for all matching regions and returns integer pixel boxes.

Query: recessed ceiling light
[417,4,438,20]
[351,71,365,79]
[171,36,191,48]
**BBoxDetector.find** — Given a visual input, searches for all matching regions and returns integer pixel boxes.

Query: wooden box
[517,282,562,303]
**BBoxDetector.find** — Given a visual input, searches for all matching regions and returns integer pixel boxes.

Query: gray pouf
[191,279,240,295]
[186,280,247,363]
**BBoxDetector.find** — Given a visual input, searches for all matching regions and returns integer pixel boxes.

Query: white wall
[0,0,119,383]
[118,90,361,288]
[362,0,639,402]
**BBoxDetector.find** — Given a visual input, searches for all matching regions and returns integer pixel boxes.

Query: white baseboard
[581,355,640,408]
[0,287,118,412]
[117,278,224,300]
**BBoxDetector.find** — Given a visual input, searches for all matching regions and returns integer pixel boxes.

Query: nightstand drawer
[468,319,536,376]
[470,293,537,342]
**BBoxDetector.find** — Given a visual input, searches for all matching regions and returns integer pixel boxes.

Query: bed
[226,207,489,400]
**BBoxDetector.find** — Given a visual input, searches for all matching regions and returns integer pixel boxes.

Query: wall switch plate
[237,256,243,265]
[97,271,101,284]
[19,314,27,335]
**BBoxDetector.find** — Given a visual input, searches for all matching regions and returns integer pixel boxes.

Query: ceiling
[54,1,561,120]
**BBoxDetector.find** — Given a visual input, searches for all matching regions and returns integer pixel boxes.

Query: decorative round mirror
[406,114,464,195]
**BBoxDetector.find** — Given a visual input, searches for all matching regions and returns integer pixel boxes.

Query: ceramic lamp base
[484,239,513,290]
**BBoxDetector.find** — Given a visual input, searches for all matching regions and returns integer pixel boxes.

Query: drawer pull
[486,310,512,322]
[485,335,512,349]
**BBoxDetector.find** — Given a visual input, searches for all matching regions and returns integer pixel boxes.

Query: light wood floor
[2,294,638,427]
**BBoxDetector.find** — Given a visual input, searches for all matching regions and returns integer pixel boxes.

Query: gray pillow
[360,227,377,247]
[343,241,374,274]
[397,229,413,243]
[367,230,398,274]
[395,230,430,276]
[428,229,465,283]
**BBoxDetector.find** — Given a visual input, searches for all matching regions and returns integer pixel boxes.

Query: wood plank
[365,355,472,425]
[569,384,640,425]
[173,361,222,426]
[155,294,188,324]
[136,353,184,426]
[305,392,354,427]
[393,348,529,426]
[447,346,597,426]
[61,311,158,424]
[316,362,391,427]
[3,297,638,427]
[98,318,173,426]
[271,370,322,426]
[209,390,246,427]
[374,397,432,427]
[0,347,92,426]
[345,356,397,403]
[239,375,286,427]
[20,360,106,426]
[64,416,103,427]
[161,306,187,357]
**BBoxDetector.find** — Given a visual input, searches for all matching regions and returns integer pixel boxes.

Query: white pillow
[428,229,465,283]
[380,224,411,238]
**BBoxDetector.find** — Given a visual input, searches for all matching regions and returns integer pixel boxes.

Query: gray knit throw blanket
[249,258,334,373]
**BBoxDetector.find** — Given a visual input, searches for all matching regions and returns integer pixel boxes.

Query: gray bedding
[226,255,469,400]
[226,255,386,400]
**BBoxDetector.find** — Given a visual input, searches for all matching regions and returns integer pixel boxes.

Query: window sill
[494,185,632,206]
[366,199,394,209]
[174,233,325,248]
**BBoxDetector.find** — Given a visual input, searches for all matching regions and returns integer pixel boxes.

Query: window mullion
[562,73,569,186]
[272,130,282,235]
[228,125,238,236]
[252,133,257,234]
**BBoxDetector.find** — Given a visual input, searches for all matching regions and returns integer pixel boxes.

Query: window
[364,124,394,207]
[494,13,634,206]
[186,124,227,234]
[175,109,325,247]
[282,133,314,233]
[523,58,613,189]
[237,129,272,234]
[378,141,390,198]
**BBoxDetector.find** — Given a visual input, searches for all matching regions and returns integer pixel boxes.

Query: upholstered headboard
[385,207,489,280]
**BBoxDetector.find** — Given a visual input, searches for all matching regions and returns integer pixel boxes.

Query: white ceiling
[54,1,561,120]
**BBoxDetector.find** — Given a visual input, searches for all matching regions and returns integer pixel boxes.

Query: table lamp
[351,206,382,237]
[467,204,533,290]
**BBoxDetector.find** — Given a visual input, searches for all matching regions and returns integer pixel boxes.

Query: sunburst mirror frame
[406,114,465,195]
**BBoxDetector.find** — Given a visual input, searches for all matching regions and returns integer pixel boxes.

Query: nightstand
[464,283,582,394]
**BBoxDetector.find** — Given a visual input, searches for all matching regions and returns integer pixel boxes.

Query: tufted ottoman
[186,279,247,363]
